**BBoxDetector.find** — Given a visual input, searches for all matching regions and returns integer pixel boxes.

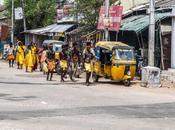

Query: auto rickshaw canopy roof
[43,40,64,46]
[96,41,134,51]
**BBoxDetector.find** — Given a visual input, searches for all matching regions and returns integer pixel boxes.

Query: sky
[0,0,3,5]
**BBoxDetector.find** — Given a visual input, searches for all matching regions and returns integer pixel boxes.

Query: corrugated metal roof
[120,12,171,33]
[47,24,74,33]
[25,24,75,35]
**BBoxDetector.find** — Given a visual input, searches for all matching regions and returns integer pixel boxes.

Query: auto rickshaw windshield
[114,49,135,60]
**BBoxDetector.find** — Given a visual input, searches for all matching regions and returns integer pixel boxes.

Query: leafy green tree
[72,0,119,28]
[72,0,103,28]
[4,0,57,38]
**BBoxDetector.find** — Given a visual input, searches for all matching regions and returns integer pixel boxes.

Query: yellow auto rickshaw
[92,41,136,86]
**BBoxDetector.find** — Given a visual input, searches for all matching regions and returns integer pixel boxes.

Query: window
[115,49,135,60]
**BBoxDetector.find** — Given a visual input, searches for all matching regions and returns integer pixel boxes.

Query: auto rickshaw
[92,41,136,86]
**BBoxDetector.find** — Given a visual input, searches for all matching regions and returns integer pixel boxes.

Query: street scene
[1,60,175,130]
[0,0,175,129]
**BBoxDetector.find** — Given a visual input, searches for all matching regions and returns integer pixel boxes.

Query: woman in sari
[16,42,26,69]
[25,45,34,72]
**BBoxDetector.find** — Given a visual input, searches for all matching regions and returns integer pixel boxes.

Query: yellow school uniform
[17,46,25,65]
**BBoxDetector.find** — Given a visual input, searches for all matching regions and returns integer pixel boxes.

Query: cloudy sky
[0,0,3,5]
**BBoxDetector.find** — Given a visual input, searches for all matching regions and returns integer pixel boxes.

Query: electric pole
[148,0,155,66]
[104,0,109,41]
[21,0,26,31]
[11,0,14,45]
[171,7,175,69]
[75,1,79,42]
[21,0,27,45]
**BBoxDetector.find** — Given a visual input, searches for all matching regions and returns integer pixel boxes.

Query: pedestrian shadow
[58,81,86,86]
[57,80,136,87]
[0,79,137,87]
[94,80,137,87]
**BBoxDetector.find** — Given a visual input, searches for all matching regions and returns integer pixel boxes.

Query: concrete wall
[120,0,148,11]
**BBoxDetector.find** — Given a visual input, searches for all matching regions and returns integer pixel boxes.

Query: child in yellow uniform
[31,43,39,71]
[25,45,34,72]
[16,42,26,69]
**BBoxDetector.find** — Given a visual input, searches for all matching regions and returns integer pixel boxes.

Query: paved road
[0,60,175,130]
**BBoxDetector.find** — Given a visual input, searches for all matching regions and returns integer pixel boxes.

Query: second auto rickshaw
[92,41,136,86]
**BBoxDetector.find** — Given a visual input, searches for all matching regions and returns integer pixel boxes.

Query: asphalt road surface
[0,60,175,130]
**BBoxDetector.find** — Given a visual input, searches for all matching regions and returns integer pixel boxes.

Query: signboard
[57,4,74,22]
[15,7,23,20]
[97,6,123,32]
[63,5,73,15]
[0,25,9,40]
[57,9,64,20]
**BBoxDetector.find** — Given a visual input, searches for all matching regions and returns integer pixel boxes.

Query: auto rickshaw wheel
[92,72,99,82]
[123,79,131,87]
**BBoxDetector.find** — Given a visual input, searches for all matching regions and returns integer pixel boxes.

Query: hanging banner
[57,4,73,22]
[97,6,123,32]
[15,7,23,20]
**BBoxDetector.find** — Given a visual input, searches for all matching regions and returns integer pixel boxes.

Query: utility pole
[11,0,14,45]
[148,0,155,66]
[21,0,26,31]
[21,0,27,45]
[75,1,79,42]
[104,0,109,41]
[171,7,175,69]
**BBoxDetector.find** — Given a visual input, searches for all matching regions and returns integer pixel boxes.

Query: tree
[72,0,119,28]
[4,0,57,38]
[72,0,103,28]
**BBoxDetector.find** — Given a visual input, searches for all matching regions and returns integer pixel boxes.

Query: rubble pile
[161,69,175,88]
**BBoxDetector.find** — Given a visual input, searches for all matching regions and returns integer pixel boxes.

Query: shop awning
[47,24,75,33]
[120,12,171,33]
[24,24,75,35]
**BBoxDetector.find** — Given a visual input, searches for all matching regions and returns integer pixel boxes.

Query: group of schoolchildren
[6,40,95,86]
